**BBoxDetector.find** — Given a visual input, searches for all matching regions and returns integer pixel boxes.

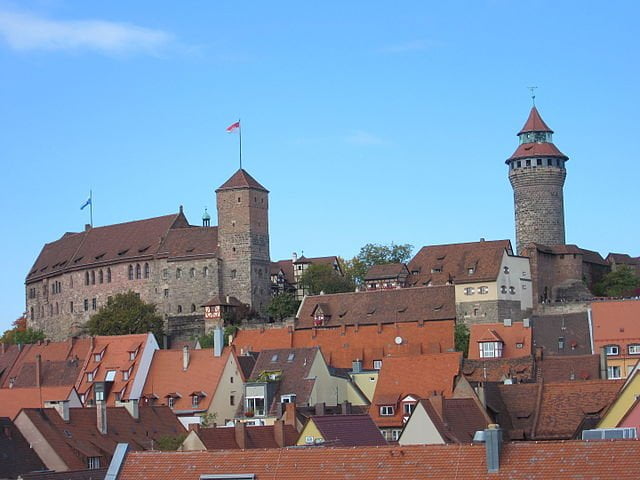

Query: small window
[271,354,279,362]
[177,305,183,313]
[168,397,175,408]
[503,266,510,274]
[176,268,182,279]
[431,267,442,273]
[192,395,199,408]
[94,352,102,362]
[84,299,89,311]
[558,337,565,350]
[203,266,209,276]
[105,370,116,382]
[123,370,130,381]
[128,265,134,280]
[517,160,522,168]
[107,267,111,283]
[91,271,96,285]
[287,353,295,362]
[162,269,168,280]
[230,394,235,406]
[85,271,90,285]
[129,349,138,361]
[608,365,622,380]
[478,286,489,294]
[231,269,237,279]
[191,304,196,312]
[467,267,475,275]
[380,405,394,416]
[526,159,531,167]
[629,345,640,355]
[516,342,524,349]
[536,158,542,166]
[87,371,94,382]
[605,345,620,356]
[190,268,196,278]
[164,288,169,298]
[92,298,97,310]
[464,287,475,295]
[144,263,150,279]
[509,286,516,294]
[403,403,415,415]
[87,457,101,470]
[501,285,507,294]
[373,359,382,370]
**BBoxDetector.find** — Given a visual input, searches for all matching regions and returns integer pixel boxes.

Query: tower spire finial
[527,86,538,106]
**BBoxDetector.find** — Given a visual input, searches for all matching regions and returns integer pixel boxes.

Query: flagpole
[238,118,242,170]
[89,189,93,227]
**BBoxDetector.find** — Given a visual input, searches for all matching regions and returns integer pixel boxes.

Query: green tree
[593,266,640,297]
[266,293,301,320]
[85,291,164,338]
[155,433,187,451]
[1,315,46,344]
[343,242,414,285]
[455,323,470,358]
[299,264,354,296]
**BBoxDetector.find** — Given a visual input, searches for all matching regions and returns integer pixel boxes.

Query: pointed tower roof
[216,169,268,192]
[518,106,553,135]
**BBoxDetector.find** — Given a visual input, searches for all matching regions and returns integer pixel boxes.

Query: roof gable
[518,106,553,134]
[216,169,268,192]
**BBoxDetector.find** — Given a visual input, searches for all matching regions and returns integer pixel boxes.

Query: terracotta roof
[156,226,218,259]
[468,323,532,360]
[296,286,455,329]
[271,259,295,284]
[248,348,319,413]
[536,355,601,382]
[0,416,46,478]
[407,240,512,286]
[517,106,553,134]
[1,338,91,389]
[370,352,461,428]
[20,468,108,480]
[0,385,76,420]
[495,383,539,438]
[235,352,258,380]
[531,312,592,356]
[364,263,409,281]
[216,169,268,192]
[142,348,230,413]
[0,343,23,386]
[232,321,455,370]
[462,357,535,383]
[507,142,568,162]
[75,334,154,406]
[420,397,489,443]
[606,253,640,266]
[27,213,189,282]
[293,255,339,266]
[306,414,387,446]
[591,299,640,353]
[194,423,298,449]
[202,294,243,307]
[117,441,640,479]
[531,243,608,265]
[18,406,184,471]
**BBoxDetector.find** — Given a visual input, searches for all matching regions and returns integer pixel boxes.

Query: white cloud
[379,39,441,54]
[0,9,174,55]
[345,130,384,146]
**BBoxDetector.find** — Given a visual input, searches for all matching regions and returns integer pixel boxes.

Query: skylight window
[105,370,116,382]
[271,354,279,362]
[287,353,295,362]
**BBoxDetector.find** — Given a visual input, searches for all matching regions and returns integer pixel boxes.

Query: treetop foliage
[85,291,164,338]
[593,265,640,297]
[342,242,413,285]
[1,314,46,345]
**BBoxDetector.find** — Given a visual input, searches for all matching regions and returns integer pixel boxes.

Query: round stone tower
[507,106,568,255]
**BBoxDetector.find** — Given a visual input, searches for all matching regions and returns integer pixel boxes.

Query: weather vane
[527,86,538,106]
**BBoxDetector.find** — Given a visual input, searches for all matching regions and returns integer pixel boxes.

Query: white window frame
[629,345,640,355]
[373,359,383,370]
[403,403,415,415]
[607,365,622,380]
[479,341,503,359]
[464,287,475,295]
[380,405,394,416]
[605,345,620,356]
[87,457,101,469]
[105,370,116,382]
[478,286,489,294]
[391,429,402,441]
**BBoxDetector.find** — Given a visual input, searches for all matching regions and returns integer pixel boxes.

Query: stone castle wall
[509,167,566,255]
[456,300,531,326]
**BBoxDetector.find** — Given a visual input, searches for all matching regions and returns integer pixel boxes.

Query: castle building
[25,169,270,341]
[507,106,568,255]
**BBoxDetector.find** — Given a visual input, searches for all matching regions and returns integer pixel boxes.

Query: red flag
[226,121,240,133]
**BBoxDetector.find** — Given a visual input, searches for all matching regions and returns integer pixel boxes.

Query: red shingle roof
[507,141,568,161]
[469,323,532,360]
[364,263,409,281]
[592,299,640,354]
[517,106,553,134]
[307,414,387,446]
[194,423,298,449]
[216,169,268,192]
[117,441,640,479]
[419,397,490,443]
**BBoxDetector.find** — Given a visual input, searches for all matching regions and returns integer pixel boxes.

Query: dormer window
[380,405,394,416]
[629,345,640,355]
[281,394,296,403]
[129,348,139,361]
[605,345,620,356]
[94,350,104,362]
[479,341,503,358]
[314,313,324,326]
[373,359,383,370]
[467,267,475,275]
[192,395,200,408]
[431,267,443,273]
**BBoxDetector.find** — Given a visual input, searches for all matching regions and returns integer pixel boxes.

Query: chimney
[35,354,42,388]
[484,424,503,473]
[96,400,107,434]
[273,419,285,448]
[284,402,297,427]
[292,252,297,262]
[600,347,608,379]
[182,346,190,371]
[352,359,362,373]
[315,402,325,416]
[341,401,352,415]
[429,393,444,420]
[235,421,247,449]
[124,399,139,420]
[188,423,200,433]
[523,318,530,328]
[54,400,70,422]
[213,327,224,357]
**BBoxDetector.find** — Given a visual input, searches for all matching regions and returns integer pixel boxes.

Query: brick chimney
[183,346,190,371]
[429,393,444,420]
[96,401,107,434]
[273,419,285,448]
[284,402,297,427]
[35,354,42,388]
[341,400,352,415]
[315,402,325,416]
[235,421,247,449]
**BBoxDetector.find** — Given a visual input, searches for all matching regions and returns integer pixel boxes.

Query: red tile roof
[0,343,25,386]
[142,348,230,412]
[232,320,455,370]
[306,414,387,446]
[592,300,640,354]
[407,240,511,286]
[462,357,535,383]
[517,106,554,134]
[193,423,298,449]
[468,323,532,360]
[216,169,268,192]
[370,352,461,428]
[19,406,185,471]
[156,226,218,259]
[0,416,46,477]
[296,286,456,329]
[419,397,490,443]
[536,355,601,382]
[507,141,568,161]
[0,385,76,420]
[364,263,409,281]
[117,441,640,479]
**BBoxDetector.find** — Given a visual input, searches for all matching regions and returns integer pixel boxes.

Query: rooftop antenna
[527,86,538,106]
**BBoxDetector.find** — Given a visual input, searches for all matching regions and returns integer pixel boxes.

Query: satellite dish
[394,336,403,345]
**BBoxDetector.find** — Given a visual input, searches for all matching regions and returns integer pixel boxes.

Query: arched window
[107,268,112,283]
[144,263,150,279]
[177,305,183,313]
[85,271,90,285]
[191,304,196,312]
[91,271,95,285]
[99,270,103,284]
[135,264,141,279]
[190,268,196,278]
[203,266,209,277]
[128,265,134,280]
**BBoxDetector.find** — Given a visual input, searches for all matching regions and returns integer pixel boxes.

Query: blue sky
[1,1,638,332]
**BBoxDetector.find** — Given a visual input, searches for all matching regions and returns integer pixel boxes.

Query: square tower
[216,169,271,313]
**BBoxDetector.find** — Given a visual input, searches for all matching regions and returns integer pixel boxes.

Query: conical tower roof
[517,106,553,135]
[216,169,268,192]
